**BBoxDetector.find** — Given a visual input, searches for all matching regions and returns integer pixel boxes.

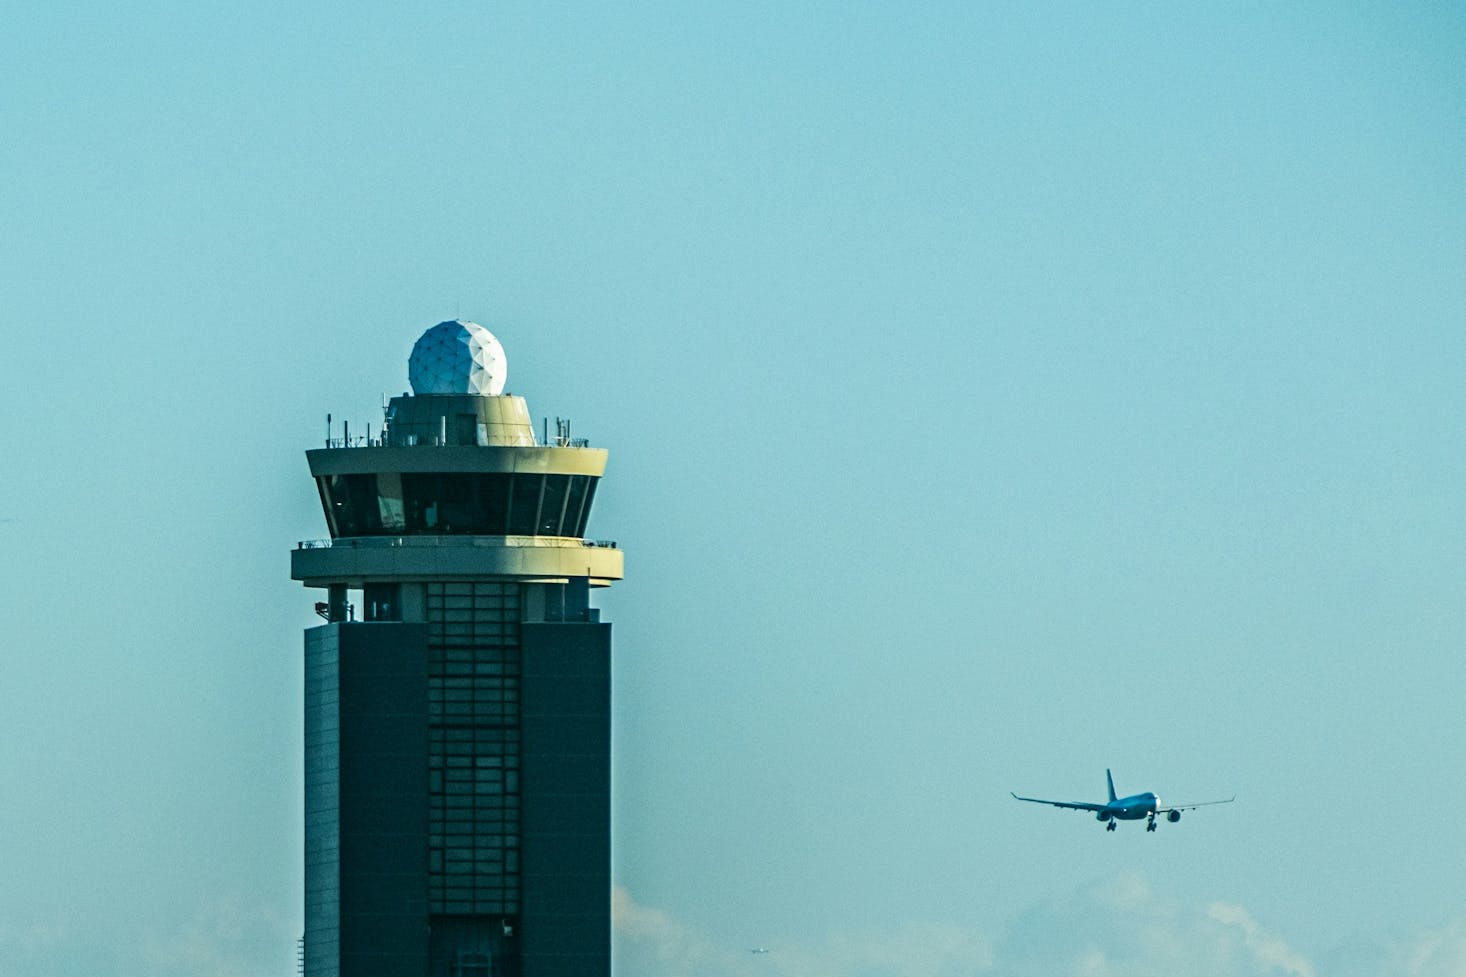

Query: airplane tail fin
[1106,769,1117,803]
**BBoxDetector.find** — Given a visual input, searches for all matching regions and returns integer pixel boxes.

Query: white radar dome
[408,320,508,396]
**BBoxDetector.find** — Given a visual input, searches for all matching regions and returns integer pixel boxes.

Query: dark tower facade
[293,320,622,977]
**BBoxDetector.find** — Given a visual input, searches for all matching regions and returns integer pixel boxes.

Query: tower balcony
[291,534,622,588]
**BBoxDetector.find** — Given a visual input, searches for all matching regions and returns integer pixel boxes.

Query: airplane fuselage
[1099,792,1158,821]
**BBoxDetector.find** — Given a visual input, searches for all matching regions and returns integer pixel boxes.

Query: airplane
[1011,769,1234,832]
[749,947,771,954]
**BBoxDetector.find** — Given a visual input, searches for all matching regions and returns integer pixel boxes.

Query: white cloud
[995,872,1319,977]
[613,885,992,977]
[140,897,294,977]
[1315,915,1466,977]
[785,922,993,977]
[1391,918,1466,977]
[615,872,1324,977]
[0,920,72,977]
[1206,902,1317,977]
[612,885,736,974]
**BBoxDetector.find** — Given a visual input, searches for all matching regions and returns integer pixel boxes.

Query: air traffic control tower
[292,320,622,977]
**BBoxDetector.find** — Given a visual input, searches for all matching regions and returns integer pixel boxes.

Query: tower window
[363,584,401,621]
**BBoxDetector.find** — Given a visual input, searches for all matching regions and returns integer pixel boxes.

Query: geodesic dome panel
[408,320,508,396]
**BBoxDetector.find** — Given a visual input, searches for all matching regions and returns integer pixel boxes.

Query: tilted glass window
[506,474,542,535]
[572,477,598,537]
[320,474,383,536]
[319,472,598,537]
[538,475,569,536]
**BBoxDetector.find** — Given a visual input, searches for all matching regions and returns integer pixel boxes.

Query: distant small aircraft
[749,947,770,954]
[1012,769,1234,832]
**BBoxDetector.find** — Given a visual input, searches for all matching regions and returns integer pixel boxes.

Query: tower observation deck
[292,319,622,977]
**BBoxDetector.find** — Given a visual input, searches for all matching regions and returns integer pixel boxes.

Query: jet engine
[1096,811,1112,822]
[1167,810,1181,823]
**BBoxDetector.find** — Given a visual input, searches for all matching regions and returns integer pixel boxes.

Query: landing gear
[1146,815,1157,832]
[1105,821,1117,832]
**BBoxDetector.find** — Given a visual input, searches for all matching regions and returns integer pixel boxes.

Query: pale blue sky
[2,3,1464,975]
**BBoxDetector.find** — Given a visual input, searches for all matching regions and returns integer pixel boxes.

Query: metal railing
[324,436,387,449]
[320,437,596,449]
[296,537,617,550]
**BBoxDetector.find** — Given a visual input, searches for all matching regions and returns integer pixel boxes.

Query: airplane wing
[1010,792,1108,813]
[1157,796,1236,812]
